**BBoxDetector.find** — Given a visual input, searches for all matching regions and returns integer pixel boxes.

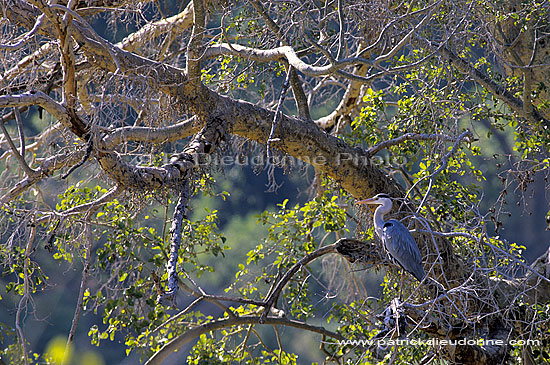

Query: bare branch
[186,0,206,84]
[101,116,199,149]
[0,150,85,204]
[0,42,54,84]
[266,66,292,159]
[204,43,371,77]
[0,111,36,177]
[0,91,88,137]
[248,0,310,119]
[372,2,440,67]
[117,2,195,53]
[0,14,45,51]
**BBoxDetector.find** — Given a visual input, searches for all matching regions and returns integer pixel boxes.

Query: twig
[266,66,293,159]
[416,130,473,212]
[45,218,63,252]
[61,139,93,179]
[0,113,36,177]
[273,324,283,364]
[178,274,237,318]
[15,221,36,365]
[14,108,26,157]
[63,221,93,364]
[415,229,550,284]
[238,324,254,362]
[0,14,45,51]
[372,1,440,67]
[151,296,204,335]
[35,185,123,225]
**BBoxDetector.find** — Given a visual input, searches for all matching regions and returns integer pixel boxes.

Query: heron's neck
[374,203,392,238]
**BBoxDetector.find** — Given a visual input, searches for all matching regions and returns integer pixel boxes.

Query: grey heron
[356,193,426,282]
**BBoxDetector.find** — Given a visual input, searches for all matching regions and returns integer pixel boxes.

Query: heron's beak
[355,198,378,213]
[355,198,377,205]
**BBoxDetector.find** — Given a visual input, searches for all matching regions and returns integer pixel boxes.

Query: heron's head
[355,193,392,207]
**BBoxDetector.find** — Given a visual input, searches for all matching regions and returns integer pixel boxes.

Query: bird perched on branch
[356,194,426,282]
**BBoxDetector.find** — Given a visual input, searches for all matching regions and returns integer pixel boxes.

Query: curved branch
[204,43,371,77]
[0,122,62,162]
[144,315,347,365]
[101,116,199,149]
[117,2,195,53]
[0,150,85,204]
[0,112,37,177]
[248,0,310,119]
[260,244,337,322]
[0,91,88,138]
[0,13,45,51]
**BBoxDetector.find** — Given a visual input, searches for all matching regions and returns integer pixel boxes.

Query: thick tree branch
[0,91,88,138]
[101,116,199,149]
[117,2,195,53]
[2,5,468,292]
[161,183,191,302]
[186,0,206,84]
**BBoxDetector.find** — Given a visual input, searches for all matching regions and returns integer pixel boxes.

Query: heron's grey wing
[382,219,426,281]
